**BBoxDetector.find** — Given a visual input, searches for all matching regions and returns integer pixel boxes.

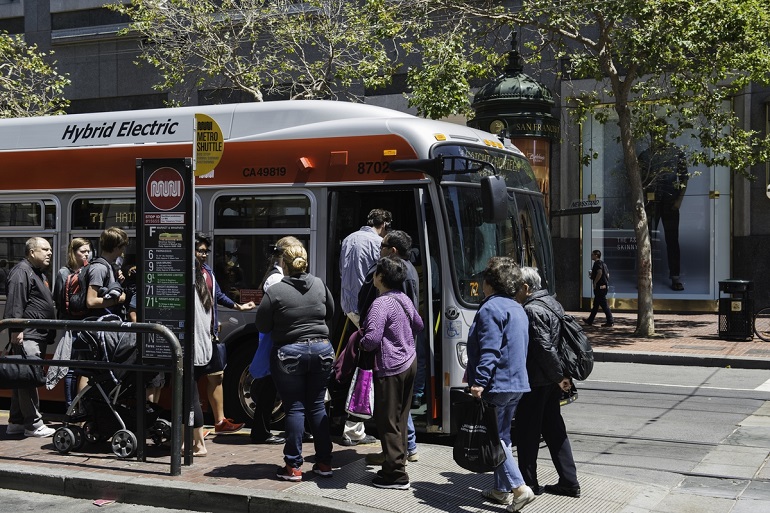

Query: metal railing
[0,318,184,476]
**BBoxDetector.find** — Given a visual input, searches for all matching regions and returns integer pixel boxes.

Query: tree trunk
[615,102,655,336]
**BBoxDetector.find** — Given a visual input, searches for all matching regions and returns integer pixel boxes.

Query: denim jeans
[407,413,417,454]
[271,339,334,468]
[485,391,525,492]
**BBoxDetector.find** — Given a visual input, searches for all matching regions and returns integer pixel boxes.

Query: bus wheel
[223,341,285,426]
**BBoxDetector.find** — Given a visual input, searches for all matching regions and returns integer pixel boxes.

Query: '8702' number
[357,161,390,174]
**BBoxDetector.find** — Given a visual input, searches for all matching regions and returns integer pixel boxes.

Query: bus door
[326,186,435,427]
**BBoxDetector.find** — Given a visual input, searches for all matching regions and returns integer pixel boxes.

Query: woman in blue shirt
[466,257,535,512]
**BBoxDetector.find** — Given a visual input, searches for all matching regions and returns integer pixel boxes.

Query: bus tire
[223,340,285,427]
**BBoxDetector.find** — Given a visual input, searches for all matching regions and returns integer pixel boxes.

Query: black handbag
[452,398,506,473]
[0,346,46,389]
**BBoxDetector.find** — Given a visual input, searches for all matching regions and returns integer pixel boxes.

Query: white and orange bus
[0,100,554,434]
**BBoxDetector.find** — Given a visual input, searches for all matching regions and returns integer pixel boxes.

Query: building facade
[3,0,768,312]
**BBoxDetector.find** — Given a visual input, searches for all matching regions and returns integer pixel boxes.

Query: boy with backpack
[83,227,128,318]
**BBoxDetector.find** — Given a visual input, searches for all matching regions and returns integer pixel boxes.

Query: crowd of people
[3,214,580,510]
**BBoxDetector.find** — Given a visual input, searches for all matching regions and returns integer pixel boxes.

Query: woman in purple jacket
[466,257,535,512]
[360,256,424,490]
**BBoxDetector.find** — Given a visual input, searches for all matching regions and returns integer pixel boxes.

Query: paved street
[0,312,768,512]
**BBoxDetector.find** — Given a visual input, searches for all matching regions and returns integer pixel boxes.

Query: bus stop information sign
[135,158,194,361]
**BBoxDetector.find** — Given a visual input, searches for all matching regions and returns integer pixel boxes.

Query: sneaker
[582,318,593,326]
[601,322,614,328]
[6,423,25,436]
[214,418,245,433]
[411,394,423,409]
[303,432,314,443]
[338,434,378,446]
[482,488,514,505]
[407,451,419,462]
[543,483,581,498]
[24,425,55,438]
[276,464,302,482]
[312,462,333,477]
[507,486,536,512]
[372,476,410,490]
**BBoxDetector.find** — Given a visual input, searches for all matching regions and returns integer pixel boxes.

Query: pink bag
[345,367,374,419]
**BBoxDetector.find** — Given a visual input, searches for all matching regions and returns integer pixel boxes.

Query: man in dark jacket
[4,237,56,438]
[514,266,581,499]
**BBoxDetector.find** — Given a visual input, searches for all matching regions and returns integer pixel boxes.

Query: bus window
[515,192,554,291]
[215,195,310,229]
[70,198,137,231]
[0,200,56,229]
[213,194,312,305]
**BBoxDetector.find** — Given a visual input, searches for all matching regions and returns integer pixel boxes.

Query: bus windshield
[433,144,555,305]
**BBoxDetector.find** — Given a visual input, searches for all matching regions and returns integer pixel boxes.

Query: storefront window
[581,109,730,301]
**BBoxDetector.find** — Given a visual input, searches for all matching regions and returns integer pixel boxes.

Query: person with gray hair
[467,257,535,511]
[514,267,581,500]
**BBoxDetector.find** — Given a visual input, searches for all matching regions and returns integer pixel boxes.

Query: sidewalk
[0,312,768,513]
[575,311,770,369]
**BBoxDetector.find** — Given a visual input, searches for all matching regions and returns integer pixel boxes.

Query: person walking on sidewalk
[515,266,581,500]
[4,237,56,438]
[584,249,613,327]
[467,257,535,512]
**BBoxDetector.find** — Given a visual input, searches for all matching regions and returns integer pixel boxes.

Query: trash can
[718,280,754,340]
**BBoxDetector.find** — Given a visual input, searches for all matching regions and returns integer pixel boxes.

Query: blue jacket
[466,294,530,394]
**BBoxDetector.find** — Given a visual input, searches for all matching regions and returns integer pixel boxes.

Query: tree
[423,0,770,335]
[0,31,70,118]
[109,0,404,103]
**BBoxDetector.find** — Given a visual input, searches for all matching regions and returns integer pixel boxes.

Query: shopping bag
[452,398,506,473]
[345,367,374,419]
[248,332,273,379]
[0,346,46,389]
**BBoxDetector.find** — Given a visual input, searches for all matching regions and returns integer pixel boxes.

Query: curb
[0,462,383,513]
[593,350,770,370]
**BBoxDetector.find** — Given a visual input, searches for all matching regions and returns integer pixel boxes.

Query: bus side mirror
[481,175,508,223]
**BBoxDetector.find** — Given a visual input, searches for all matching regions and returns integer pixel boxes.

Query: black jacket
[4,258,56,343]
[522,290,564,387]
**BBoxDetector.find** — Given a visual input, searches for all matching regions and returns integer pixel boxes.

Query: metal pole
[0,318,184,476]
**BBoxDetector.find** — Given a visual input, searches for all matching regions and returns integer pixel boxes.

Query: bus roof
[0,100,523,158]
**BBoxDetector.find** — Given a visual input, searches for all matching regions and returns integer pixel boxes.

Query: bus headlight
[456,342,467,369]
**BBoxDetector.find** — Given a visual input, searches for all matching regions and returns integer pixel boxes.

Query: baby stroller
[52,315,171,458]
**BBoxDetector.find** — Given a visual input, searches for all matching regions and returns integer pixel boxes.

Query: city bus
[0,100,554,434]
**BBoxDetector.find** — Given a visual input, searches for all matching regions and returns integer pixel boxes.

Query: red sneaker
[276,464,302,482]
[214,418,245,433]
[312,462,333,477]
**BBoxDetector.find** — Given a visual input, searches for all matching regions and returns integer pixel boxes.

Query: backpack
[63,257,110,319]
[533,298,595,381]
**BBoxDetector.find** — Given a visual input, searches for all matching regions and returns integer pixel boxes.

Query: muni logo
[146,167,185,211]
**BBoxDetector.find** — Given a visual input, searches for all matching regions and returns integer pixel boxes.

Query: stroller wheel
[70,425,86,451]
[150,418,172,446]
[111,429,138,458]
[53,427,77,454]
[84,421,105,444]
